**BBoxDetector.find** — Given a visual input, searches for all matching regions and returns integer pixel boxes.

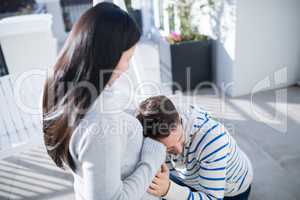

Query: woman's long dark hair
[42,2,141,171]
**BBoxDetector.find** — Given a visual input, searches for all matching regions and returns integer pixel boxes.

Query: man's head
[136,95,184,155]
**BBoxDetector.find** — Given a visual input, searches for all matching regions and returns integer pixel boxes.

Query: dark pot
[159,38,212,92]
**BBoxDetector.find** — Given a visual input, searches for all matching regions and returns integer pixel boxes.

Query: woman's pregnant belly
[120,128,143,179]
[120,133,161,200]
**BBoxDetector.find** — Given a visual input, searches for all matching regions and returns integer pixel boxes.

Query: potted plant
[124,0,143,33]
[159,0,215,92]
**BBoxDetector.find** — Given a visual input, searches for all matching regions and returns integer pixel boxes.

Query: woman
[42,2,166,200]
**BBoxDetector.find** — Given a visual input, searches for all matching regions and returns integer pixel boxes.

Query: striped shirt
[164,105,253,200]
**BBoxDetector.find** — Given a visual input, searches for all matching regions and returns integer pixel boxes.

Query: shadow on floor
[0,146,74,200]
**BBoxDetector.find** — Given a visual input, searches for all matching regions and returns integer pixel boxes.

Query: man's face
[158,123,185,155]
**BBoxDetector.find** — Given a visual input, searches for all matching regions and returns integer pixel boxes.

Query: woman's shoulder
[86,107,142,130]
[69,108,142,163]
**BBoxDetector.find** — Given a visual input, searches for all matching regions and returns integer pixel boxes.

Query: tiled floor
[0,147,74,200]
[0,86,299,200]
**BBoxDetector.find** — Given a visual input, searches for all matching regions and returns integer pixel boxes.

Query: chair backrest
[0,73,44,159]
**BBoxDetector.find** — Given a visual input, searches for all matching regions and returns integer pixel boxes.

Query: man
[136,95,253,200]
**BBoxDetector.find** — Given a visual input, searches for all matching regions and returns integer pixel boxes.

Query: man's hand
[147,163,170,197]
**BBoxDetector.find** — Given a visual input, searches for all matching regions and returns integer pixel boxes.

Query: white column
[153,0,160,28]
[174,4,180,33]
[162,0,170,34]
[36,0,67,43]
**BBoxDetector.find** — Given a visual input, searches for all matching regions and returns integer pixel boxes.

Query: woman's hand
[147,163,171,197]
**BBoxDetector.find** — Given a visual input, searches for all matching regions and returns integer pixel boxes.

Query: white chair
[0,14,57,76]
[0,73,44,159]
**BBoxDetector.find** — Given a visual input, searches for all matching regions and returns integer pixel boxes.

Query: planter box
[159,38,212,92]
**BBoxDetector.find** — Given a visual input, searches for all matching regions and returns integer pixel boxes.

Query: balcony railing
[0,74,43,159]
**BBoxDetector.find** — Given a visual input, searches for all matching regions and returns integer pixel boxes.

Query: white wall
[190,0,238,96]
[210,0,300,96]
[140,0,155,34]
[210,0,237,96]
[232,0,300,96]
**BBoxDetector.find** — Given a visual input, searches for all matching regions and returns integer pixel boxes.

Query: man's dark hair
[136,95,179,139]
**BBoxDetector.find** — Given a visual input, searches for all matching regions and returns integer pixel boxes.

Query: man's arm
[150,124,229,200]
[163,157,229,200]
[150,170,228,200]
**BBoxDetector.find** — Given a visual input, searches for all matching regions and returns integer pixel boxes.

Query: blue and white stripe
[166,105,253,199]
